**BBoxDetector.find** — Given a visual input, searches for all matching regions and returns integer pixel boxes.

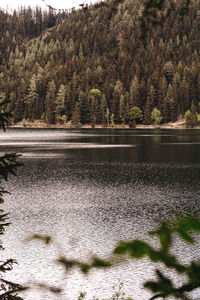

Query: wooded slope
[0,0,200,125]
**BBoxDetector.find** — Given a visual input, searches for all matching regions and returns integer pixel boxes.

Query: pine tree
[71,102,81,128]
[55,84,66,123]
[172,73,180,118]
[129,76,139,108]
[45,80,56,124]
[166,83,175,122]
[112,80,124,121]
[119,94,126,125]
[144,85,156,124]
[94,65,104,85]
[179,77,190,115]
[163,61,173,84]
[185,100,198,128]
[14,98,24,122]
[76,91,86,124]
[157,76,167,114]
[101,94,108,126]
[25,74,39,121]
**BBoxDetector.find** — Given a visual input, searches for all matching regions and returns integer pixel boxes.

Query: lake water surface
[1,128,200,300]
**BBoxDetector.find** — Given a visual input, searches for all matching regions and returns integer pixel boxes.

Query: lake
[1,128,200,300]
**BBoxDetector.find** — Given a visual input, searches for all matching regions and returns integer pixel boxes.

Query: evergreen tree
[45,80,56,124]
[144,85,156,124]
[71,102,81,128]
[79,91,89,125]
[166,83,175,122]
[55,84,66,123]
[25,74,39,121]
[0,1,199,126]
[129,76,139,108]
[101,94,108,127]
[157,76,167,114]
[163,61,173,84]
[184,100,198,128]
[119,94,126,126]
[112,80,124,121]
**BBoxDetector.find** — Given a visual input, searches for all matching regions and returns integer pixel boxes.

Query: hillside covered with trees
[0,0,200,127]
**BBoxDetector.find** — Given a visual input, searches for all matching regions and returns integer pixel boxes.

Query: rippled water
[1,128,200,300]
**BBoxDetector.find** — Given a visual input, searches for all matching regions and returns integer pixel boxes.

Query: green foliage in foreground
[0,103,25,299]
[78,281,133,300]
[114,216,200,300]
[37,215,200,300]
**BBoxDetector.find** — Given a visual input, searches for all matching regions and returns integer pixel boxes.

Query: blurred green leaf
[91,257,112,269]
[27,234,52,245]
[145,269,174,296]
[175,216,200,243]
[150,221,172,253]
[114,240,151,258]
[36,283,62,294]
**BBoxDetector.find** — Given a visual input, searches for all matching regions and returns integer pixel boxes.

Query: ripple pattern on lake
[1,128,200,300]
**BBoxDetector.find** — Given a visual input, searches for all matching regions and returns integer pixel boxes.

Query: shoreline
[8,120,200,130]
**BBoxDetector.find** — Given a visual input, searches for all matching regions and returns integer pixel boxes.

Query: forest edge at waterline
[9,119,200,130]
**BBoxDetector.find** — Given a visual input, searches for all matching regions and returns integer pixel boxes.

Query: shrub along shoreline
[9,119,200,130]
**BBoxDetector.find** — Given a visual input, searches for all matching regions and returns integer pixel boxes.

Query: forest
[0,0,200,126]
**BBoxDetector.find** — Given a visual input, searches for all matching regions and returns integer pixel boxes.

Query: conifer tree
[166,83,175,122]
[179,77,190,115]
[129,76,139,108]
[71,102,81,128]
[157,76,167,114]
[163,61,173,84]
[101,94,108,127]
[0,1,199,126]
[112,80,123,121]
[26,74,39,121]
[55,84,66,123]
[45,80,56,124]
[14,98,24,123]
[144,85,156,124]
[185,101,198,128]
[119,94,126,126]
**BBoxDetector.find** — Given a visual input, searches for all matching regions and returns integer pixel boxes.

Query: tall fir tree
[45,79,56,124]
[55,84,66,123]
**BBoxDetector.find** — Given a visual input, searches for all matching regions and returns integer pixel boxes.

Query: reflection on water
[0,128,200,163]
[1,128,200,300]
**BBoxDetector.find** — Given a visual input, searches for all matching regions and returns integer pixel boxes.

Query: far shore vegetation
[0,0,199,131]
[10,113,200,130]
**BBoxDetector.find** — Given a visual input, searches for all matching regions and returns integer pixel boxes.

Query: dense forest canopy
[0,0,200,126]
